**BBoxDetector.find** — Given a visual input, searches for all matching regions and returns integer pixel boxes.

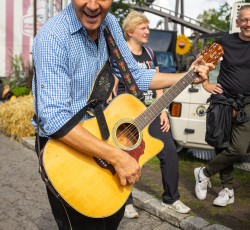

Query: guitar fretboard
[134,68,199,131]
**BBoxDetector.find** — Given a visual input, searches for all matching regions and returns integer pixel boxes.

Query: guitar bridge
[93,157,116,175]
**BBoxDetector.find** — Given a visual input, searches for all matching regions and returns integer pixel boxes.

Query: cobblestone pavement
[0,132,179,230]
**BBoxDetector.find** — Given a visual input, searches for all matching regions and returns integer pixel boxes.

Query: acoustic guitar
[42,43,224,218]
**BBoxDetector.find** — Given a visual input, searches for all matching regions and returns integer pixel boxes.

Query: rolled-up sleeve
[33,31,73,136]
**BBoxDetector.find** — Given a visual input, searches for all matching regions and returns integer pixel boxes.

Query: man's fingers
[206,63,216,71]
[120,173,140,185]
[120,178,127,186]
[191,55,203,67]
[127,178,136,184]
[194,65,210,82]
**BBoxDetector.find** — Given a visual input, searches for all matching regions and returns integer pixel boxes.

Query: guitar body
[43,94,164,218]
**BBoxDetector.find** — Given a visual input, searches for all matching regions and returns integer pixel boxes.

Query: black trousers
[36,136,125,230]
[127,115,180,205]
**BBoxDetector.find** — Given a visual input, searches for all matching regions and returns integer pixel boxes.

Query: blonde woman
[121,11,191,218]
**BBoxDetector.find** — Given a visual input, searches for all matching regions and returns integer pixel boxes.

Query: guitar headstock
[201,43,224,65]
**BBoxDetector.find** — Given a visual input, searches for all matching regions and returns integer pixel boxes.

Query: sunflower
[176,34,191,55]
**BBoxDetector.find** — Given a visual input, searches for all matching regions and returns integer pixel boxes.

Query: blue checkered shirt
[32,3,155,136]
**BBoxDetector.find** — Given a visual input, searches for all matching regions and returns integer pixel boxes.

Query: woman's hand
[203,81,223,94]
[160,111,170,132]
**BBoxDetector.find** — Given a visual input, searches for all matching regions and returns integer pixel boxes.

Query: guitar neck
[134,67,199,130]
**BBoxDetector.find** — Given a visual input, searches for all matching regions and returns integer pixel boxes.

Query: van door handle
[184,128,195,134]
[188,88,199,92]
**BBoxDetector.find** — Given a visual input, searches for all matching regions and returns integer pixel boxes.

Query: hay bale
[0,94,35,138]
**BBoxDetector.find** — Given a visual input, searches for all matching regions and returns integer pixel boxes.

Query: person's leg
[210,157,235,206]
[212,105,250,206]
[126,193,133,205]
[36,137,125,229]
[105,204,126,230]
[219,165,234,189]
[212,155,235,207]
[67,202,125,230]
[211,147,234,189]
[212,165,235,207]
[124,192,138,218]
[195,104,250,201]
[149,121,180,204]
[149,116,190,213]
[205,104,250,177]
[47,186,125,230]
[46,187,72,229]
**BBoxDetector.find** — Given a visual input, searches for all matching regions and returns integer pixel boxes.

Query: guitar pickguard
[125,140,145,162]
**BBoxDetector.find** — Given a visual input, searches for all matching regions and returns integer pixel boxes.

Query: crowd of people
[31,0,249,229]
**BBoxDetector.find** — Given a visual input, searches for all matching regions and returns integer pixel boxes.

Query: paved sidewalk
[0,132,231,230]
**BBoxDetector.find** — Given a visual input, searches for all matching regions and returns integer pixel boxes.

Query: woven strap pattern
[104,27,144,102]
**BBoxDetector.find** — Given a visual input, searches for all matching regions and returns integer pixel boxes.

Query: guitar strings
[114,69,199,148]
[113,44,223,149]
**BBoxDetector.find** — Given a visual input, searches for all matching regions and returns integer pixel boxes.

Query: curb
[19,137,232,230]
[132,188,231,230]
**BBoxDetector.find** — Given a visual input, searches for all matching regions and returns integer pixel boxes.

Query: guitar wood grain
[43,94,164,218]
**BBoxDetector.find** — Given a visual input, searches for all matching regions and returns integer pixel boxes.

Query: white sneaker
[124,204,139,218]
[161,200,191,214]
[213,188,234,207]
[194,167,211,200]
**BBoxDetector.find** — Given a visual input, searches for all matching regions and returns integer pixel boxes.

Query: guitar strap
[52,60,114,140]
[34,27,144,143]
[33,61,114,200]
[86,60,115,140]
[51,27,146,139]
[33,60,114,141]
[104,27,145,102]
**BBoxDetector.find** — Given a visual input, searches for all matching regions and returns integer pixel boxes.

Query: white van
[168,66,218,153]
[168,83,212,150]
[168,63,219,149]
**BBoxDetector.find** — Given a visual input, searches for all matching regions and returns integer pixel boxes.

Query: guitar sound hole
[116,123,139,148]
